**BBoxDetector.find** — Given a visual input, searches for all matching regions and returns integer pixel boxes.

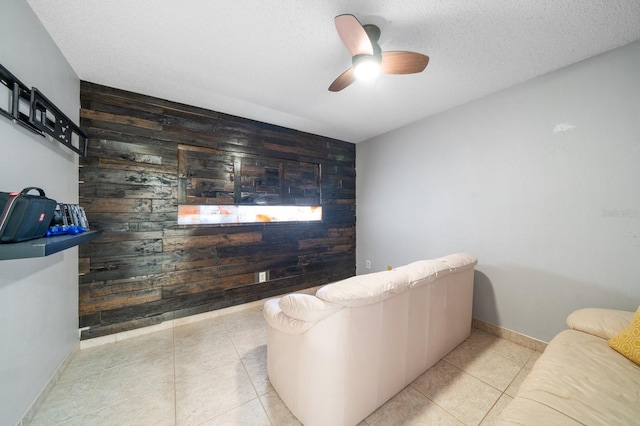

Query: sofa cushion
[316,270,411,307]
[567,308,635,339]
[497,397,583,425]
[278,293,343,323]
[608,305,640,366]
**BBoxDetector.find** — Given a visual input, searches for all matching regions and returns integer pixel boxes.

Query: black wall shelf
[0,231,100,260]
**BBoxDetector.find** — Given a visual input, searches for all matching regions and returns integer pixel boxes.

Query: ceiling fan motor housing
[363,24,381,43]
[352,24,382,68]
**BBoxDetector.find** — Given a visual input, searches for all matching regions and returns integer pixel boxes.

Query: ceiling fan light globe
[354,58,380,80]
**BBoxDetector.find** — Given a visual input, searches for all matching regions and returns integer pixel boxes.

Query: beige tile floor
[28,306,542,426]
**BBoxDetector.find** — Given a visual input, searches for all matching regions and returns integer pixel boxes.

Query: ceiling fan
[329,14,430,92]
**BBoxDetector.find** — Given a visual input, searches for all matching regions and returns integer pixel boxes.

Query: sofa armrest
[263,294,343,335]
[263,298,315,334]
[279,293,343,322]
[566,308,635,340]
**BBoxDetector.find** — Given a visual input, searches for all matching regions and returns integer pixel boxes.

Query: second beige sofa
[497,307,639,425]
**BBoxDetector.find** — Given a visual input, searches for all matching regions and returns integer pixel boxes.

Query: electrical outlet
[258,271,267,282]
[365,260,371,269]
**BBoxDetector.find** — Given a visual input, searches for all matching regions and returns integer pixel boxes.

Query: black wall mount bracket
[0,63,88,157]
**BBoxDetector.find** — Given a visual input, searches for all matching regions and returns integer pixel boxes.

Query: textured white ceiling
[27,1,640,143]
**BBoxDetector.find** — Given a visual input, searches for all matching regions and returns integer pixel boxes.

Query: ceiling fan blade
[335,14,373,56]
[328,68,356,92]
[380,51,429,74]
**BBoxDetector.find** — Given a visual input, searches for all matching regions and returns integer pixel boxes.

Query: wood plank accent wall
[78,82,355,339]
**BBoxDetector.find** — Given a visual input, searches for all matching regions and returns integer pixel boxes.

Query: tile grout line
[408,363,471,426]
[440,358,500,425]
[477,348,538,425]
[256,396,276,426]
[229,322,274,425]
[477,394,502,426]
[409,355,522,425]
[173,325,178,426]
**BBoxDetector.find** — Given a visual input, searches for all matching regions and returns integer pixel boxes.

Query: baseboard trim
[80,285,323,350]
[20,341,79,426]
[80,297,548,353]
[472,317,547,353]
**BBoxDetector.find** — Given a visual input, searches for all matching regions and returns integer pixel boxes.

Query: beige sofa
[497,307,640,425]
[263,253,477,426]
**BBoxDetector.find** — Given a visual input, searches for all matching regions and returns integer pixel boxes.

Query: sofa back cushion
[393,261,446,287]
[316,270,412,307]
[433,252,478,272]
[393,253,478,287]
[566,308,635,340]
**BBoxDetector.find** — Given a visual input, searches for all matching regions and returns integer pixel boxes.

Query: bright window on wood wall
[177,144,322,224]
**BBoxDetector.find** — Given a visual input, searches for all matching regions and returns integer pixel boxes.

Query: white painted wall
[0,0,80,424]
[357,41,640,343]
